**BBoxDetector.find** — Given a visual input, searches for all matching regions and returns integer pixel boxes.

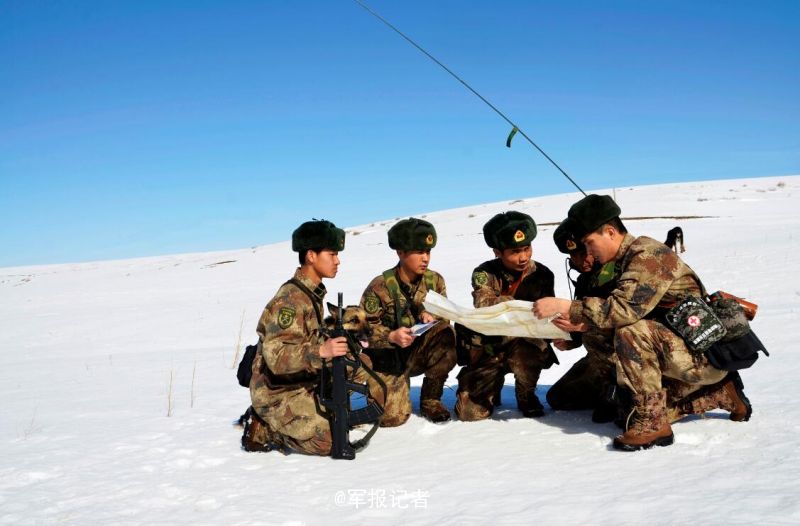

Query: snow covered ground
[1,176,798,525]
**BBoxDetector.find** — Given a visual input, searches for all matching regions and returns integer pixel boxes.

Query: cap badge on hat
[514,230,525,243]
[566,239,577,251]
[425,234,434,246]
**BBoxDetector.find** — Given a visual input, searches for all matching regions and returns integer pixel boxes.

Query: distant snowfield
[1,176,798,525]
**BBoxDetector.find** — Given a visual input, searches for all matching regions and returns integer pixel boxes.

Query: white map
[423,291,571,340]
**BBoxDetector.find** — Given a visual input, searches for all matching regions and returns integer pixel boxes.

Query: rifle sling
[348,353,386,451]
[287,278,323,325]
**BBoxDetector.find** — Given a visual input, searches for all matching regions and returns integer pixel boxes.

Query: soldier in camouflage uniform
[454,211,558,421]
[534,195,752,451]
[245,220,373,455]
[360,218,457,426]
[545,217,620,423]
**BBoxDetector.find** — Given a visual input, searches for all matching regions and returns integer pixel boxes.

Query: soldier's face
[398,250,431,277]
[494,245,532,273]
[569,250,595,273]
[582,226,621,264]
[308,249,340,279]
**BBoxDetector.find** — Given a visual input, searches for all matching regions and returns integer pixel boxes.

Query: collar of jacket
[614,233,636,262]
[497,259,537,284]
[293,268,327,302]
[392,264,421,287]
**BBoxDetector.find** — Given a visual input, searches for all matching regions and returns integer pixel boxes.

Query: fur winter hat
[388,218,437,250]
[553,217,582,254]
[291,220,345,252]
[567,194,621,239]
[483,211,537,250]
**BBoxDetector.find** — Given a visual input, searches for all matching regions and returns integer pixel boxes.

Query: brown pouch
[708,290,758,321]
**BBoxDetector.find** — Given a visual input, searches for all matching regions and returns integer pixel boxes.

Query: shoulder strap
[382,269,401,302]
[423,270,437,292]
[382,269,404,327]
[504,271,525,298]
[287,278,323,325]
[382,268,437,327]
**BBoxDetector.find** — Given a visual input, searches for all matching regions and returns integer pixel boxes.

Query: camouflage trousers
[455,337,554,421]
[366,322,457,428]
[250,356,376,456]
[614,319,727,399]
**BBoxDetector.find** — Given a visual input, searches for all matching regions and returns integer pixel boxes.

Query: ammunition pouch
[705,294,769,370]
[711,297,752,341]
[455,323,502,366]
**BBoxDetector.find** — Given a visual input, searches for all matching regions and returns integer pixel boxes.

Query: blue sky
[1,0,798,267]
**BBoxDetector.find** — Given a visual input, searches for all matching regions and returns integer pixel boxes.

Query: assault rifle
[319,293,384,460]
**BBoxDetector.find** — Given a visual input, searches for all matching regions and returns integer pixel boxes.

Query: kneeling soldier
[246,220,373,455]
[455,211,558,421]
[360,218,457,426]
[534,196,752,451]
[546,217,620,422]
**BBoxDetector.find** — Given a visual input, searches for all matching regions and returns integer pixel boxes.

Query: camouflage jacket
[471,259,555,307]
[569,234,703,330]
[360,266,447,348]
[256,268,325,382]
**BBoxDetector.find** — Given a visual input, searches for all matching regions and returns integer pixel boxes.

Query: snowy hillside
[1,176,798,525]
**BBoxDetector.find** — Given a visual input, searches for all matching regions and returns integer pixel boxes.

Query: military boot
[682,372,752,422]
[516,383,545,418]
[723,372,753,421]
[665,401,692,423]
[454,390,492,421]
[613,390,674,451]
[420,377,451,423]
[241,407,281,453]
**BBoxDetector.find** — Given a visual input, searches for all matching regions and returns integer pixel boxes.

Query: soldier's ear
[326,302,339,317]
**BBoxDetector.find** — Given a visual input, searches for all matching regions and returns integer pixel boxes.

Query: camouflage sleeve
[257,294,324,375]
[360,281,394,348]
[471,269,513,308]
[569,241,681,329]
